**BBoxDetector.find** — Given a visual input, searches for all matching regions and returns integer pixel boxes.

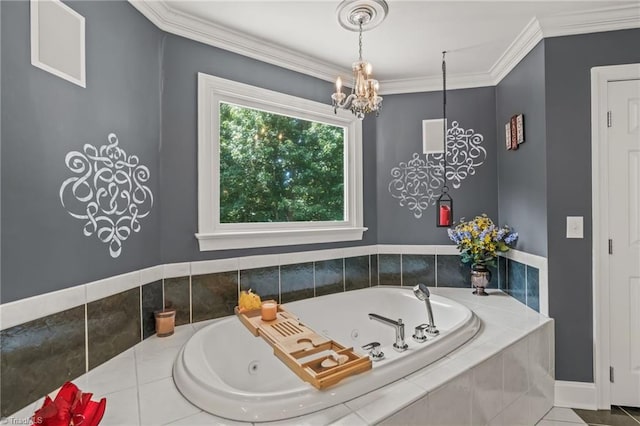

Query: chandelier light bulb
[336,76,343,92]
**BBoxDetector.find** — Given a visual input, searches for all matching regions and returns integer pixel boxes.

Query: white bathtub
[173,286,480,422]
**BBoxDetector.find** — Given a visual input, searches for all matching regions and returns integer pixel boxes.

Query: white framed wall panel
[30,0,86,88]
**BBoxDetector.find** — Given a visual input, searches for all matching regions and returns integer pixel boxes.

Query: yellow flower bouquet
[447,214,518,267]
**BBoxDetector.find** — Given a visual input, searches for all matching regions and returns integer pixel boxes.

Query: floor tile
[134,324,193,357]
[135,344,182,385]
[574,406,640,426]
[543,407,587,424]
[85,349,137,396]
[98,386,140,426]
[328,412,368,426]
[5,400,38,425]
[537,420,583,426]
[139,377,200,425]
[165,410,250,425]
[620,407,640,421]
[262,403,351,426]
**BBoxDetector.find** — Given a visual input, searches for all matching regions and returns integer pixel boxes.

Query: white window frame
[196,72,366,251]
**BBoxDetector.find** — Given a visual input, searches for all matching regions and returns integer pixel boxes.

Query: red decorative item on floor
[31,382,106,426]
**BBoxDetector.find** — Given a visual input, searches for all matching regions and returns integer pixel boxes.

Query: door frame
[591,63,640,409]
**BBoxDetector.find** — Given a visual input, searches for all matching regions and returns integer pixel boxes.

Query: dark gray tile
[0,306,86,417]
[345,256,370,291]
[164,276,190,326]
[281,263,314,303]
[142,281,163,339]
[371,254,378,286]
[487,263,499,289]
[621,406,640,420]
[88,288,140,370]
[240,267,279,303]
[498,256,507,290]
[526,266,540,312]
[574,406,639,426]
[507,259,526,305]
[378,254,401,285]
[315,259,344,296]
[436,255,471,288]
[192,271,238,322]
[402,254,435,287]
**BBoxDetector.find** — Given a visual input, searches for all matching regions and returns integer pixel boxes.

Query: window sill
[195,227,367,251]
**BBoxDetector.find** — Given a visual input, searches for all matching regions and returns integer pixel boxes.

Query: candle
[261,301,278,321]
[154,309,176,337]
[335,76,342,93]
[439,205,451,226]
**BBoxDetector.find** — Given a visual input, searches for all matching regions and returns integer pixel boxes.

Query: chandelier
[332,0,388,120]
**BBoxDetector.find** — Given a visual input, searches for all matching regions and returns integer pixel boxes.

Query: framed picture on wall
[505,122,512,150]
[516,113,525,144]
[510,116,519,150]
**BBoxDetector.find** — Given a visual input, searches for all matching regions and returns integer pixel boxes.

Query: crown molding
[129,1,640,95]
[379,72,494,95]
[488,17,544,86]
[539,4,640,38]
[128,0,347,84]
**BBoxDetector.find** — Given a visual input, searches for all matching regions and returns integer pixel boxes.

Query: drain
[351,329,359,340]
[248,360,260,375]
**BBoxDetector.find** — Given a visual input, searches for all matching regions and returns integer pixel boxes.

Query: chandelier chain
[442,50,449,193]
[358,22,363,60]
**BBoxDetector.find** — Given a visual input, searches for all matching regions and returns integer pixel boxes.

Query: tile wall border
[0,245,548,331]
[500,248,549,316]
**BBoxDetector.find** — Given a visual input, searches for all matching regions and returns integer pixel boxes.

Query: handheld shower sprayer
[413,283,439,337]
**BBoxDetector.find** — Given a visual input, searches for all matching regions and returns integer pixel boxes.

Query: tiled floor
[537,406,640,426]
[573,406,640,426]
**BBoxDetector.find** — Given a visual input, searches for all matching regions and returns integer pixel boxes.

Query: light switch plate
[566,216,584,239]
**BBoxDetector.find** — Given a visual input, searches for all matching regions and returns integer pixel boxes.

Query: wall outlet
[566,216,584,238]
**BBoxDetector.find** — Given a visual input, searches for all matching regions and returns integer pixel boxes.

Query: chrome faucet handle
[413,324,429,343]
[393,319,409,352]
[362,342,385,361]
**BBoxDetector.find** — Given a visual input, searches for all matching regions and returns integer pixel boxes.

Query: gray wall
[376,87,498,244]
[1,0,162,302]
[496,41,547,256]
[159,34,378,263]
[544,28,640,383]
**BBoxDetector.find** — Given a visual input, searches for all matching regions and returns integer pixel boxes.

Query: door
[609,78,640,406]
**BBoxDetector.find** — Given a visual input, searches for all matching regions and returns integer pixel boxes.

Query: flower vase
[471,264,492,296]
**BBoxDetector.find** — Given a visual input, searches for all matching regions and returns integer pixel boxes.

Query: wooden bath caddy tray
[235,302,372,389]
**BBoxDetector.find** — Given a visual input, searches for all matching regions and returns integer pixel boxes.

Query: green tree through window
[219,102,345,223]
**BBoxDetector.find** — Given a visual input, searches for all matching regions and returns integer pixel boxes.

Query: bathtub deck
[10,288,554,426]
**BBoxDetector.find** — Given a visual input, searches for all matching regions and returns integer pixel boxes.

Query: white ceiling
[134,0,640,93]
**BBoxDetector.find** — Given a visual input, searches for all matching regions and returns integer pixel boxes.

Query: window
[196,73,365,251]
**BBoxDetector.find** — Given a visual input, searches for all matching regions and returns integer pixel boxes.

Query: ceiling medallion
[331,0,389,120]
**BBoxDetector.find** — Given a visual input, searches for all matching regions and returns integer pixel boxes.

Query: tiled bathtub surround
[0,306,86,417]
[499,256,542,312]
[87,287,141,369]
[0,246,547,415]
[5,288,554,425]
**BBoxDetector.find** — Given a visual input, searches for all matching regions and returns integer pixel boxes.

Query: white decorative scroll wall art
[388,121,486,219]
[60,134,153,258]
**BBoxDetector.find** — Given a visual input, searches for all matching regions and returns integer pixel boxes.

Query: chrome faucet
[368,313,408,352]
[413,283,439,338]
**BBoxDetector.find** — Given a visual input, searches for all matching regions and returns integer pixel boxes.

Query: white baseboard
[555,381,597,409]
